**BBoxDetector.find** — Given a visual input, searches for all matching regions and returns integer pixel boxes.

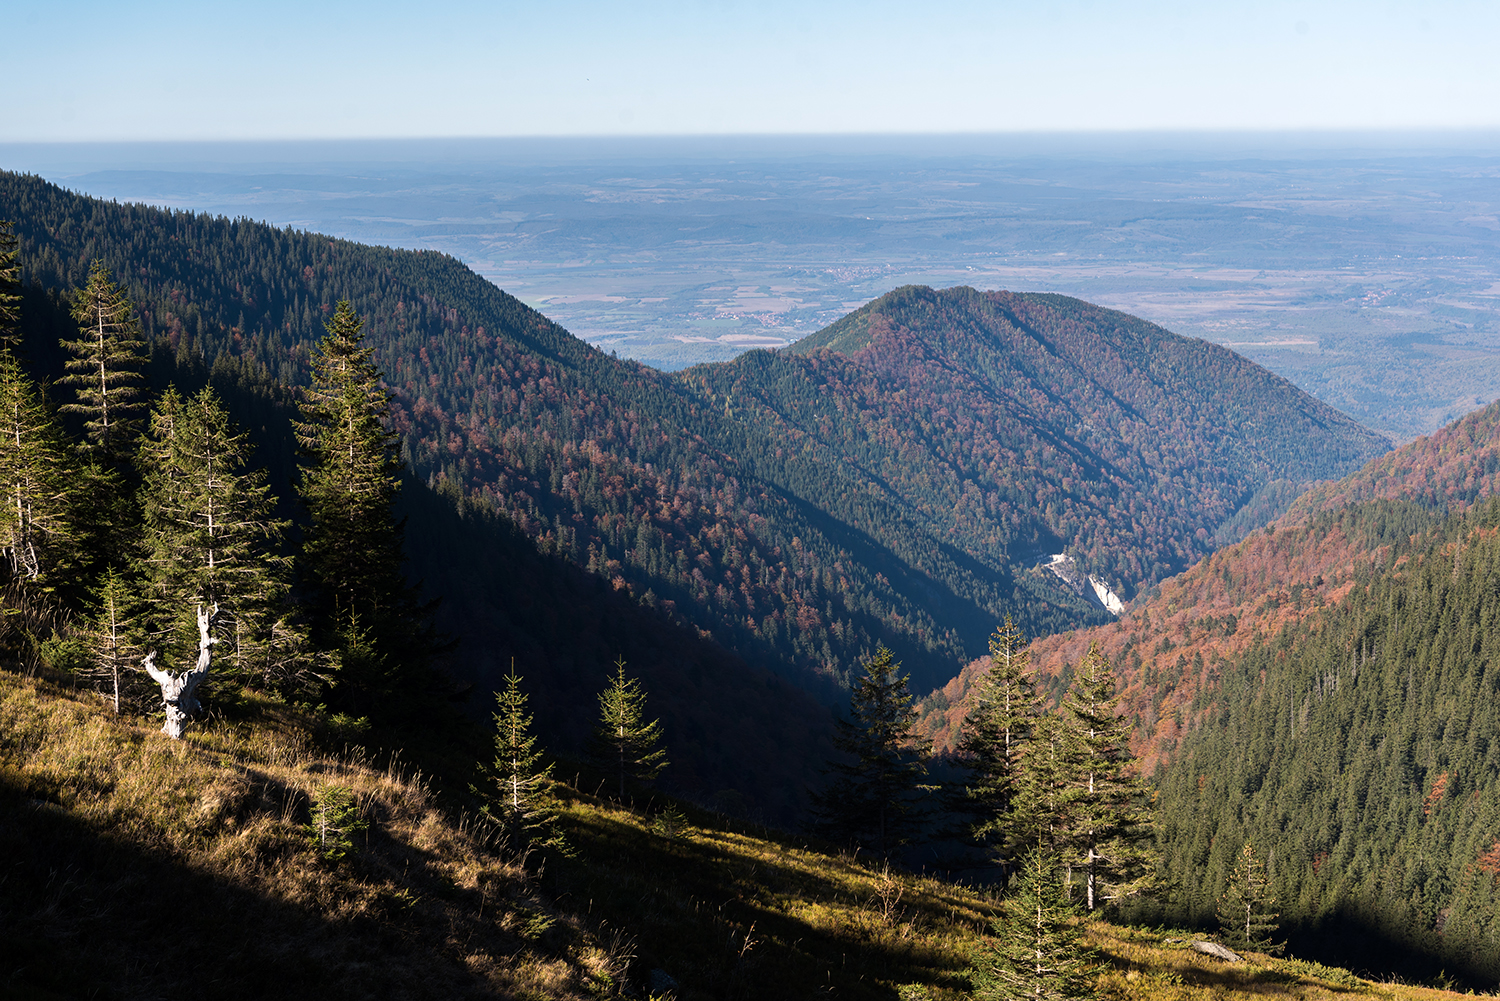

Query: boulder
[1191,941,1243,962]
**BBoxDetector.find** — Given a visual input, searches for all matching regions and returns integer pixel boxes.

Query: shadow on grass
[0,751,567,1001]
[552,786,990,1001]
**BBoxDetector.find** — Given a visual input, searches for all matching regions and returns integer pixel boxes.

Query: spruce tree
[970,846,1097,1001]
[137,386,301,691]
[814,644,931,857]
[590,657,668,798]
[62,261,148,461]
[488,666,564,857]
[1217,842,1283,954]
[0,350,75,591]
[1063,642,1154,910]
[78,567,143,714]
[1007,712,1082,862]
[0,221,18,351]
[57,261,147,584]
[957,616,1043,859]
[296,301,424,700]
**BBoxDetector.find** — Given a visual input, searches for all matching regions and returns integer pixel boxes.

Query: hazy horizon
[6,132,1499,442]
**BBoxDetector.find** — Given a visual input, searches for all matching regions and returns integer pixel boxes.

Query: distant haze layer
[5,133,1500,441]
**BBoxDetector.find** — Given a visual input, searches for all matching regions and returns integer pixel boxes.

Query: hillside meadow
[0,667,1477,1000]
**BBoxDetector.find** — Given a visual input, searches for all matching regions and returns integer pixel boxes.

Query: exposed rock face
[1042,553,1124,617]
[1089,575,1125,615]
[1191,941,1242,962]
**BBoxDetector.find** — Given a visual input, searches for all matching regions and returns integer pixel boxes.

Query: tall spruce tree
[488,666,564,858]
[814,644,931,857]
[1217,842,1283,954]
[59,261,147,582]
[1063,642,1154,910]
[0,350,75,592]
[1007,712,1082,863]
[295,301,424,701]
[589,657,668,799]
[956,616,1044,860]
[137,386,300,690]
[970,846,1098,1001]
[0,221,18,351]
[62,261,148,461]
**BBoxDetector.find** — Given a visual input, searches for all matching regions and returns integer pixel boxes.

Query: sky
[5,0,1500,141]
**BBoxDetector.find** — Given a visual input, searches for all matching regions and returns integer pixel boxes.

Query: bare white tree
[143,603,218,739]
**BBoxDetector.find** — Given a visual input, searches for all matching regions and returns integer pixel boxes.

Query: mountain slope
[739,286,1388,590]
[8,667,1438,999]
[1150,496,1500,980]
[915,401,1500,767]
[0,172,1386,698]
[1,171,970,694]
[2,284,833,827]
[911,401,1500,979]
[0,672,606,1000]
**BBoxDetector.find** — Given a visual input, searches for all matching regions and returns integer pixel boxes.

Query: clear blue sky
[7,0,1499,140]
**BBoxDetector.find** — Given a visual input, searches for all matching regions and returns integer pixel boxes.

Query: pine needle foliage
[0,221,18,350]
[295,301,431,708]
[62,260,148,461]
[305,784,368,862]
[957,616,1044,858]
[814,644,931,857]
[1063,642,1155,910]
[487,666,565,858]
[0,350,75,591]
[589,657,667,799]
[137,386,302,690]
[77,567,146,714]
[1217,842,1283,955]
[970,847,1098,1001]
[295,302,406,632]
[1006,712,1083,862]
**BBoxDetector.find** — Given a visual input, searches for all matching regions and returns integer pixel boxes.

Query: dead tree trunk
[143,603,218,739]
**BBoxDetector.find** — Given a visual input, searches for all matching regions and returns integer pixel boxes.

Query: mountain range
[8,164,1500,987]
[0,170,1389,700]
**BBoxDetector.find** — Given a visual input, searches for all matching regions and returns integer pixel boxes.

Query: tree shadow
[0,761,572,1000]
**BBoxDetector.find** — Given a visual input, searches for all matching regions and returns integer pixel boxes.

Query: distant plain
[6,133,1500,441]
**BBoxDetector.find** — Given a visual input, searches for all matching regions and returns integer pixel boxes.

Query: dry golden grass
[552,788,1490,1001]
[1089,924,1487,1001]
[0,671,604,1000]
[3,669,1488,1001]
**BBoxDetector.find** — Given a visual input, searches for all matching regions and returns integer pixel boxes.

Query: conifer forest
[5,167,1500,1000]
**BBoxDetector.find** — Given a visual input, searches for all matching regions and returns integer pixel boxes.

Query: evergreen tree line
[1145,494,1500,982]
[813,619,1154,905]
[0,171,1390,704]
[807,620,1175,1000]
[0,226,428,728]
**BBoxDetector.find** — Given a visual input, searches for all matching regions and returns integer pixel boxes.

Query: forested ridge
[0,171,1390,695]
[701,285,1388,623]
[1151,494,1500,980]
[0,171,1003,693]
[912,398,1500,981]
[916,401,1500,767]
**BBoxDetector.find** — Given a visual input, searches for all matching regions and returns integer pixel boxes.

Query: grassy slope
[1,669,1467,1001]
[0,671,607,1001]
